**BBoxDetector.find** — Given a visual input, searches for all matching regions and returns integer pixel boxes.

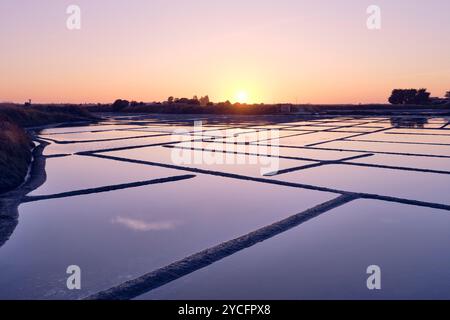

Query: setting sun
[235,91,249,104]
[3,0,450,303]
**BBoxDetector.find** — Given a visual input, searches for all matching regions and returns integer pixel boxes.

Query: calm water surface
[1,116,449,299]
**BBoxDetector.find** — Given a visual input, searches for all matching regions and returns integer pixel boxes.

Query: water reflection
[139,200,450,300]
[3,115,450,300]
[111,216,181,232]
[390,117,428,128]
[0,141,48,250]
[0,215,18,248]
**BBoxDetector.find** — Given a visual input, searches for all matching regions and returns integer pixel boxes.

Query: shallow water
[348,153,450,172]
[320,140,450,157]
[139,200,450,300]
[102,145,315,177]
[29,155,187,196]
[1,115,450,300]
[274,164,450,205]
[0,176,334,299]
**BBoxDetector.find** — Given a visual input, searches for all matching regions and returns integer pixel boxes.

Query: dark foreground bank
[0,104,96,194]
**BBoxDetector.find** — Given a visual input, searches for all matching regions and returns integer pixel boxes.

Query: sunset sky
[1,0,449,104]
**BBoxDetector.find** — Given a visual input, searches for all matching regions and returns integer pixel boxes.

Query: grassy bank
[0,120,33,194]
[0,104,96,194]
[0,103,95,127]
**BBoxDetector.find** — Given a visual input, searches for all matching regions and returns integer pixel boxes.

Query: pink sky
[1,0,449,104]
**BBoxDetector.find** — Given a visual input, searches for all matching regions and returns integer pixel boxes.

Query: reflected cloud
[111,216,180,232]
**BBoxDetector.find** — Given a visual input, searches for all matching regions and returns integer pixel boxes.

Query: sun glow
[235,90,249,104]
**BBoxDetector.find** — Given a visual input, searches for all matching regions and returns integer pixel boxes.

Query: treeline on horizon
[104,89,450,114]
[107,98,285,115]
[389,89,450,105]
[2,89,449,115]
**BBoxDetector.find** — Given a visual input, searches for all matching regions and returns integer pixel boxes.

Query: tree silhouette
[388,89,404,105]
[130,101,144,107]
[445,91,450,99]
[112,99,130,111]
[173,97,201,105]
[390,117,428,128]
[388,89,430,105]
[199,95,210,106]
[403,89,418,104]
[415,88,431,104]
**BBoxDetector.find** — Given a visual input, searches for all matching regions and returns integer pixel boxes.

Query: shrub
[389,89,431,105]
[0,119,33,194]
[112,99,130,111]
